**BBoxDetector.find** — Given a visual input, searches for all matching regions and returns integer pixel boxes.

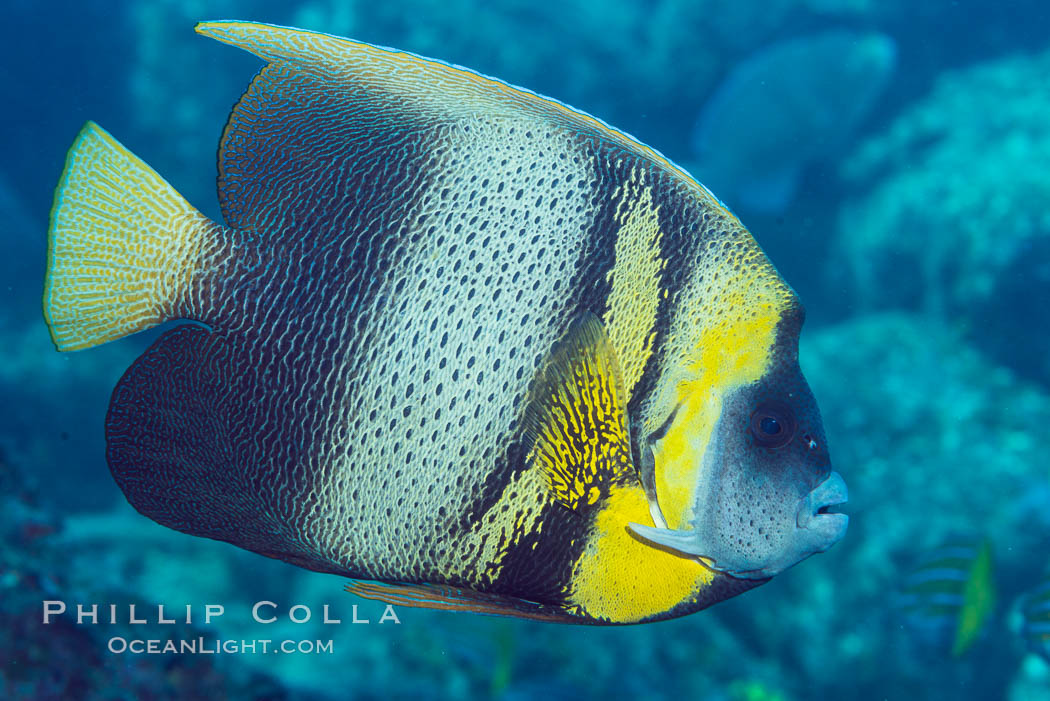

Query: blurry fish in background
[1019,566,1050,662]
[688,30,896,214]
[897,538,996,656]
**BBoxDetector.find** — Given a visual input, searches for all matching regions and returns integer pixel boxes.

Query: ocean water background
[2,1,1048,699]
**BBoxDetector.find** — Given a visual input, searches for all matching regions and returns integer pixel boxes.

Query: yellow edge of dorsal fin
[523,313,635,511]
[193,20,730,216]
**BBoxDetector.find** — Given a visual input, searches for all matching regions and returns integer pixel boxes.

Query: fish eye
[749,401,796,449]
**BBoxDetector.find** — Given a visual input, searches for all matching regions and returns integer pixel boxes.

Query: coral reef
[0,449,298,700]
[792,312,1048,696]
[834,47,1050,384]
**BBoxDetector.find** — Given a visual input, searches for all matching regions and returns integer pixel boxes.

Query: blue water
[2,1,1048,699]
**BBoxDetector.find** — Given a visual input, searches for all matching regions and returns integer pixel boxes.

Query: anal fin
[345,580,578,622]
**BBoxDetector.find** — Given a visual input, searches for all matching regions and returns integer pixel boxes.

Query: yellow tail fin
[44,121,215,351]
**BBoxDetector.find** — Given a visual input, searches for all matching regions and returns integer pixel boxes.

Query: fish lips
[795,471,849,551]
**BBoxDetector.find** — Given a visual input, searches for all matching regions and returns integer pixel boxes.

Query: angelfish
[43,22,847,624]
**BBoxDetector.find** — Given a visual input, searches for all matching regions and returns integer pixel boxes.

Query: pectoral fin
[628,523,771,578]
[523,313,633,511]
[628,523,706,556]
[636,442,668,529]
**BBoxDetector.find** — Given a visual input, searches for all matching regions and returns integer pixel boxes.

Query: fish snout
[795,471,849,552]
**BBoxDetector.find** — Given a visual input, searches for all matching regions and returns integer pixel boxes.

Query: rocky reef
[0,449,300,700]
[834,46,1050,385]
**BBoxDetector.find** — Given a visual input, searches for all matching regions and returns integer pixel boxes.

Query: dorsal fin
[194,21,719,234]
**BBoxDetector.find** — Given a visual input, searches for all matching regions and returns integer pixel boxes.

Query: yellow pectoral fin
[345,580,578,622]
[521,314,714,623]
[522,313,633,511]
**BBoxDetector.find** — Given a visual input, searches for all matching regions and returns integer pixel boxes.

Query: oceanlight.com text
[107,637,335,655]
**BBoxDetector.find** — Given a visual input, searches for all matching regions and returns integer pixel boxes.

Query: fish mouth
[796,471,849,550]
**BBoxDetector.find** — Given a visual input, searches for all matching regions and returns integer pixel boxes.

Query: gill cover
[628,469,848,578]
[629,312,848,580]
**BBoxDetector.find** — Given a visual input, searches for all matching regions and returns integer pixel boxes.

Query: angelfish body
[44,22,847,624]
